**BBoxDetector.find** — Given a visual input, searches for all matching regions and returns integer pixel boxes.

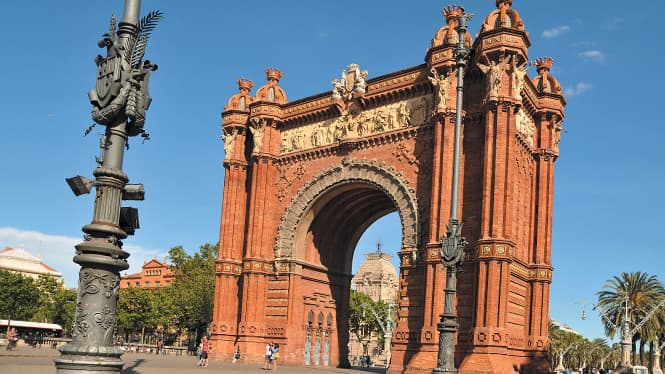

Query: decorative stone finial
[265,68,283,82]
[237,78,254,92]
[443,4,463,22]
[531,57,561,94]
[534,57,554,72]
[496,0,513,8]
[224,79,254,111]
[255,68,287,104]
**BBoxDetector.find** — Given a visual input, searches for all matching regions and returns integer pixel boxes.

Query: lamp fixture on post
[54,1,162,373]
[432,6,472,374]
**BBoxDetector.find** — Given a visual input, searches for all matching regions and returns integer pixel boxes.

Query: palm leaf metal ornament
[122,10,164,68]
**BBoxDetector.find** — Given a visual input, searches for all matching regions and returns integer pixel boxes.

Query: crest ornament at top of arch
[274,158,419,260]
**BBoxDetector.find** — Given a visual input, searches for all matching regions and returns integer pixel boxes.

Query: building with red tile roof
[120,259,175,290]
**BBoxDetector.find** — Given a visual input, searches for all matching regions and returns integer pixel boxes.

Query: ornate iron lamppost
[55,1,161,373]
[432,7,472,374]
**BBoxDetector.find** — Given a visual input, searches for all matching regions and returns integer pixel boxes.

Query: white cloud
[564,82,592,96]
[0,227,167,288]
[542,25,571,39]
[579,50,605,63]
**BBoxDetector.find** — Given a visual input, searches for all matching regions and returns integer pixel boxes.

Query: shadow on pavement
[122,358,146,374]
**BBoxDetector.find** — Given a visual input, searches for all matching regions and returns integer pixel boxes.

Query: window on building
[145,281,150,286]
[155,281,161,287]
[135,281,140,286]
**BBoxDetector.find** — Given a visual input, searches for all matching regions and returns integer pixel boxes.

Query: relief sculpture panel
[280,95,433,154]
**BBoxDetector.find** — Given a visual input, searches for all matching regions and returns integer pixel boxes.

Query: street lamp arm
[592,303,619,331]
[628,298,665,336]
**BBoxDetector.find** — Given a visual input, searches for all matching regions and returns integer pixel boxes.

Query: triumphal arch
[211,1,565,373]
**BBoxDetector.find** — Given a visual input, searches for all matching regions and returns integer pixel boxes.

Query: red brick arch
[212,3,565,373]
[274,158,419,263]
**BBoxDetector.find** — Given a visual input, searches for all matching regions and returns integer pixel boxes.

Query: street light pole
[433,7,472,374]
[55,1,161,373]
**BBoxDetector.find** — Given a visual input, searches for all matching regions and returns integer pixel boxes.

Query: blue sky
[1,1,663,343]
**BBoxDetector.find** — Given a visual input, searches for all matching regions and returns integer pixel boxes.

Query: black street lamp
[55,1,162,373]
[432,6,472,374]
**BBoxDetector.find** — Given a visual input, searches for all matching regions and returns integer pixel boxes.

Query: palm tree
[597,271,665,365]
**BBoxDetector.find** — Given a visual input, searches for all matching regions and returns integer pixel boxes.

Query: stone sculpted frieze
[515,108,535,147]
[280,95,432,155]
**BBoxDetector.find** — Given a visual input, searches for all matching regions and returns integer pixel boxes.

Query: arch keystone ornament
[212,2,565,373]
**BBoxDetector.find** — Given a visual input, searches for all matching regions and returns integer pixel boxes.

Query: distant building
[349,242,398,367]
[120,259,175,290]
[550,319,581,336]
[351,243,399,303]
[0,246,63,282]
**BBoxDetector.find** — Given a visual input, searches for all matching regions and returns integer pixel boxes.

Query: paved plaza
[0,345,386,374]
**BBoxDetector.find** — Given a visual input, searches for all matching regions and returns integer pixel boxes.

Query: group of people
[263,341,280,370]
[193,337,282,370]
[4,328,18,350]
[359,354,373,368]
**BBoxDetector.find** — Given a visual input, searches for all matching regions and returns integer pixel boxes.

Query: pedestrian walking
[263,341,273,370]
[6,328,17,350]
[271,343,280,371]
[199,336,210,367]
[232,345,241,364]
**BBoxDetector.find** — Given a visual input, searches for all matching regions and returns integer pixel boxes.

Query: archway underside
[304,183,397,275]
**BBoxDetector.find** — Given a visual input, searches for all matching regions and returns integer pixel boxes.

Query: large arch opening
[274,160,418,368]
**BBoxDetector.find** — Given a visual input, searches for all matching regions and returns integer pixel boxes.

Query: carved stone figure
[334,115,349,141]
[290,131,307,151]
[428,68,453,112]
[279,95,432,154]
[552,128,561,150]
[511,58,528,99]
[356,112,368,136]
[397,102,411,127]
[515,109,535,147]
[311,126,325,147]
[221,128,238,159]
[374,109,389,133]
[249,118,266,155]
[280,135,290,153]
[477,55,512,98]
[331,64,369,100]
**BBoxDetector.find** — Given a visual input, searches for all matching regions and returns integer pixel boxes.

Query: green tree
[32,275,64,323]
[0,270,40,322]
[117,285,155,343]
[167,243,217,339]
[348,291,394,359]
[549,322,585,370]
[597,271,665,365]
[52,287,77,335]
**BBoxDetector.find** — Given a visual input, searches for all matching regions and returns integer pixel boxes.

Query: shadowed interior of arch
[297,181,403,367]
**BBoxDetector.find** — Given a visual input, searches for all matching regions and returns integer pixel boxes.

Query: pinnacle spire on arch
[255,67,288,104]
[431,4,473,48]
[531,57,562,94]
[480,0,525,33]
[224,78,254,111]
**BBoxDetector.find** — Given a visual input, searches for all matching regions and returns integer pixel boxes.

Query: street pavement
[0,346,386,374]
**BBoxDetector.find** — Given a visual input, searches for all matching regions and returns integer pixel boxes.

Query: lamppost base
[614,365,633,374]
[432,368,458,373]
[54,356,123,374]
[54,343,124,374]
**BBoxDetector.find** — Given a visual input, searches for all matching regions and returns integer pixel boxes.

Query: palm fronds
[130,10,164,68]
[119,10,164,68]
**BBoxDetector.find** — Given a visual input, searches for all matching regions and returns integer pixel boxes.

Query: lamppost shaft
[433,7,472,374]
[54,1,160,373]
